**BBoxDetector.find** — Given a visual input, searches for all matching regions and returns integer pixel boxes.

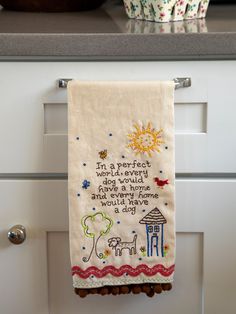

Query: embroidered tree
[81,212,113,262]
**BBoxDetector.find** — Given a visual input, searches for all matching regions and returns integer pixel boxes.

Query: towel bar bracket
[58,78,72,88]
[173,77,191,89]
[58,77,191,90]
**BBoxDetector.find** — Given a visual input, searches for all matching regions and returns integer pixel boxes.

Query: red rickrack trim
[72,264,175,279]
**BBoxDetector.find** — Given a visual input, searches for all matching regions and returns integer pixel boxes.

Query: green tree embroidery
[81,212,113,262]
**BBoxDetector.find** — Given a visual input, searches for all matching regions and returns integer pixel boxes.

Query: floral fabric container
[123,0,210,23]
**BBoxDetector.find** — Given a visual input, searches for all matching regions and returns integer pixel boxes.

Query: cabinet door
[0,179,235,314]
[0,61,236,173]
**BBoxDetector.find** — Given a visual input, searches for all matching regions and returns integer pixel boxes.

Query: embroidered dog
[108,234,137,256]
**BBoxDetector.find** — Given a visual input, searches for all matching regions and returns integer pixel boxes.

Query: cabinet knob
[8,225,26,245]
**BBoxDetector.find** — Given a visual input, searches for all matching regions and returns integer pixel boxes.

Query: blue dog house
[139,207,167,257]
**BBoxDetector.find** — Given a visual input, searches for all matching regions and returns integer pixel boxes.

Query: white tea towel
[68,81,175,295]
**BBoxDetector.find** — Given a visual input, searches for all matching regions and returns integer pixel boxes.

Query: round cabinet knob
[8,225,26,245]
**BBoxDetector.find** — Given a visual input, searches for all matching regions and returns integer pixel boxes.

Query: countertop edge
[0,32,236,60]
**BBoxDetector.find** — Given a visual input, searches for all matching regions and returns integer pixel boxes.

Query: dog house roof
[139,207,167,225]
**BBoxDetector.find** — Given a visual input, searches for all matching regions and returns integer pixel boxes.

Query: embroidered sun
[127,122,164,157]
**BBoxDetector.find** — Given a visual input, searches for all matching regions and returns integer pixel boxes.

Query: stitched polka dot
[165,146,168,150]
[165,202,168,206]
[82,247,86,250]
[109,133,112,137]
[77,193,80,197]
[132,231,136,234]
[122,155,125,159]
[83,163,86,166]
[76,137,80,140]
[139,258,142,261]
[92,207,96,211]
[142,209,146,212]
[103,261,106,264]
[117,221,120,224]
[160,170,163,173]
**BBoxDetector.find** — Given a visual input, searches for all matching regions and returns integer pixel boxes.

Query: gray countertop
[0,1,236,60]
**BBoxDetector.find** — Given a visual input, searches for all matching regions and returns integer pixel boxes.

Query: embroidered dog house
[139,208,167,257]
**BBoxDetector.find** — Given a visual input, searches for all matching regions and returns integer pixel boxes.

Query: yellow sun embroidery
[127,122,164,157]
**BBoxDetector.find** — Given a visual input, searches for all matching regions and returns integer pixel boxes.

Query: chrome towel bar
[58,78,191,90]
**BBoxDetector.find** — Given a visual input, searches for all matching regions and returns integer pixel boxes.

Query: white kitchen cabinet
[0,61,236,173]
[0,180,236,314]
[0,180,235,314]
[0,60,235,314]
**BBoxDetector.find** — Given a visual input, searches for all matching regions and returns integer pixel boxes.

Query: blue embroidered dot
[76,136,80,140]
[82,179,90,189]
[117,221,121,224]
[77,193,80,197]
[109,133,112,137]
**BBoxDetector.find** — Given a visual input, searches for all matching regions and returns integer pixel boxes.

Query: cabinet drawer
[0,61,235,173]
[0,179,235,314]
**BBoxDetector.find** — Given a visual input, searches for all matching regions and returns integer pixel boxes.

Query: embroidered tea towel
[68,81,175,296]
